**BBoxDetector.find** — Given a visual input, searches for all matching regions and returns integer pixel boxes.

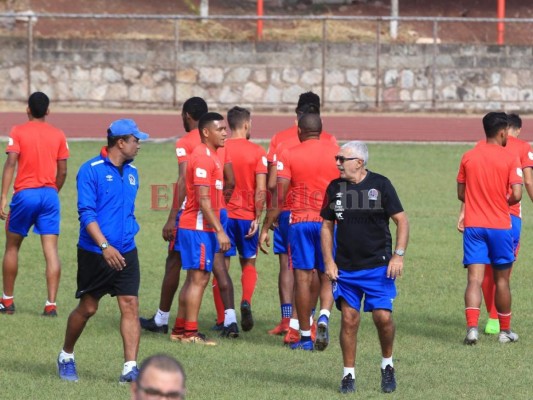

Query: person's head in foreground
[131,354,186,400]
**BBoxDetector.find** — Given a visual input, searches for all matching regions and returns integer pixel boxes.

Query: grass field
[1,141,533,399]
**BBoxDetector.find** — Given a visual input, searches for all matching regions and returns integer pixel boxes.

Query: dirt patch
[1,0,532,44]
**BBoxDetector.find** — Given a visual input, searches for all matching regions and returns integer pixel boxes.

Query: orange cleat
[283,327,300,345]
[311,321,317,342]
[268,319,290,336]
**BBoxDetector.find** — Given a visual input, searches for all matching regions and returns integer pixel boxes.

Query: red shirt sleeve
[277,149,291,180]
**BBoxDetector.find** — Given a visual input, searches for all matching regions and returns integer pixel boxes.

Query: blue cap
[107,119,149,140]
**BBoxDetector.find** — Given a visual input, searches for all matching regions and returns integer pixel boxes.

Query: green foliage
[1,141,533,399]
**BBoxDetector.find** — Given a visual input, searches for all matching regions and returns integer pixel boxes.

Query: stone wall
[1,36,532,112]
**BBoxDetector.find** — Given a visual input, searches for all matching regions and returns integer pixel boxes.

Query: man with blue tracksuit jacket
[57,119,149,384]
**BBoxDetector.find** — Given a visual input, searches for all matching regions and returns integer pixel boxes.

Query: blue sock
[281,303,292,319]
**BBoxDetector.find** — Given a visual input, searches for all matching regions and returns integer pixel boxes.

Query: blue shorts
[288,222,327,272]
[463,227,515,268]
[511,215,521,258]
[225,218,258,259]
[220,208,228,230]
[7,187,60,236]
[273,210,290,254]
[178,229,218,272]
[333,266,396,312]
[170,210,183,252]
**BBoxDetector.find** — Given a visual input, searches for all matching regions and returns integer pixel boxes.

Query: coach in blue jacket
[57,119,149,384]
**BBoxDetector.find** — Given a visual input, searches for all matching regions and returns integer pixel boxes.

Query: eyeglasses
[137,383,185,399]
[335,156,360,163]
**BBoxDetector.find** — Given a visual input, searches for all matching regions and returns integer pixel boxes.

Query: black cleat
[339,373,355,394]
[240,301,254,332]
[381,365,397,393]
[0,301,15,315]
[220,322,240,338]
[139,315,168,334]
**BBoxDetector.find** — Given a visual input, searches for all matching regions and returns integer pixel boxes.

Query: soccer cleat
[498,330,519,343]
[220,322,240,339]
[240,301,254,332]
[211,322,224,331]
[311,321,317,342]
[43,305,57,317]
[57,357,79,382]
[169,328,184,342]
[0,300,15,315]
[180,332,217,346]
[315,319,329,351]
[290,339,314,351]
[339,373,355,394]
[464,327,479,345]
[484,318,500,335]
[283,327,300,345]
[381,365,397,393]
[119,366,139,384]
[140,315,168,334]
[268,319,289,336]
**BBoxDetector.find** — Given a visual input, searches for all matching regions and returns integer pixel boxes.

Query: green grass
[1,141,533,399]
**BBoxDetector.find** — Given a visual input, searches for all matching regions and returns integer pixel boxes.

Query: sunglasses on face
[335,156,360,163]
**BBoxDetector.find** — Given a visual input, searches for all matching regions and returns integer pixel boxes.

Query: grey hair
[341,141,368,166]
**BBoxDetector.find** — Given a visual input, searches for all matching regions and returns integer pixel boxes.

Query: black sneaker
[220,322,240,338]
[139,315,168,334]
[339,373,355,394]
[0,301,15,315]
[381,365,397,393]
[240,301,254,332]
[211,322,224,331]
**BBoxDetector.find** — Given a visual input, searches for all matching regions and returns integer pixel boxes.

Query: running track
[1,112,532,142]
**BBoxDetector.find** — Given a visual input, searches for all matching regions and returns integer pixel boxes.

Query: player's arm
[55,159,67,192]
[223,163,235,204]
[0,152,18,220]
[508,183,522,206]
[162,162,187,241]
[522,167,533,202]
[259,177,289,254]
[320,219,338,281]
[388,211,409,279]
[197,185,230,252]
[247,172,267,238]
[457,202,465,233]
[85,221,126,271]
[457,182,466,202]
[267,162,277,193]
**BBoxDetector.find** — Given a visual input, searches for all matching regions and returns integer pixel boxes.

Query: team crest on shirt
[276,161,284,171]
[176,148,186,157]
[368,188,379,201]
[128,174,136,185]
[215,180,223,190]
[106,174,113,182]
[8,138,13,146]
[517,168,523,177]
[262,156,267,167]
[196,168,207,178]
[529,152,533,160]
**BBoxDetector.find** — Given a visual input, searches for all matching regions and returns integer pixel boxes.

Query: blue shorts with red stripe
[225,218,258,259]
[511,214,521,258]
[178,228,218,272]
[463,226,515,268]
[169,210,183,252]
[7,187,60,236]
[288,221,330,272]
[333,266,396,312]
[273,210,290,255]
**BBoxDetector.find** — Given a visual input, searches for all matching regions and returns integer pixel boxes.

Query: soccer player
[321,140,408,394]
[457,112,522,345]
[57,119,149,383]
[457,113,533,335]
[131,354,186,400]
[172,112,231,345]
[221,106,267,333]
[266,92,337,341]
[260,112,338,351]
[0,92,69,316]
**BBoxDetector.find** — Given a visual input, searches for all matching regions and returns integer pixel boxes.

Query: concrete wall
[1,36,532,112]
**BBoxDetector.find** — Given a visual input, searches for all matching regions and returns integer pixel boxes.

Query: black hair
[107,134,132,148]
[28,92,49,119]
[198,112,224,134]
[182,97,208,121]
[507,113,522,130]
[227,106,251,131]
[296,102,320,118]
[482,112,508,138]
[296,91,320,110]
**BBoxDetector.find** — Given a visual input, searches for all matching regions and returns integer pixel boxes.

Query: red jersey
[267,125,337,163]
[458,142,522,229]
[277,139,339,224]
[225,138,268,220]
[6,121,69,193]
[179,144,224,232]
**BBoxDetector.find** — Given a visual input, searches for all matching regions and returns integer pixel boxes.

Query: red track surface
[1,112,532,142]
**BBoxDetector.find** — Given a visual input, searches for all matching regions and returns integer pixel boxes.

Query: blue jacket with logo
[77,147,140,253]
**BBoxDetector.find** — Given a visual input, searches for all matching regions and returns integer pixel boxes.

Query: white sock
[319,309,331,319]
[154,309,170,326]
[59,350,74,363]
[309,316,314,325]
[46,300,56,306]
[289,318,299,330]
[2,293,13,300]
[224,309,237,326]
[343,367,355,378]
[381,357,393,369]
[123,361,137,375]
[300,329,311,338]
